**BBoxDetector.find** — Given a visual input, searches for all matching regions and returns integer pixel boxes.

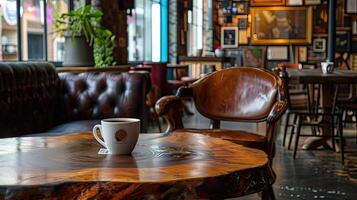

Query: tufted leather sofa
[0,62,151,138]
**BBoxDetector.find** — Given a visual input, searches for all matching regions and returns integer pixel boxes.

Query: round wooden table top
[0,132,274,199]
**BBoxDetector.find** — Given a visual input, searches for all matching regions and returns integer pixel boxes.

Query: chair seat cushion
[173,129,267,151]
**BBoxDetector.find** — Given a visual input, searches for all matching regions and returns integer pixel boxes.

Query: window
[0,0,19,61]
[188,0,203,56]
[0,0,75,62]
[128,0,168,63]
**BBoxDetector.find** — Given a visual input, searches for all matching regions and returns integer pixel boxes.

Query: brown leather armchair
[155,67,287,199]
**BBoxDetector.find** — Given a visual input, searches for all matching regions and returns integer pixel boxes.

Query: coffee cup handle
[93,125,106,147]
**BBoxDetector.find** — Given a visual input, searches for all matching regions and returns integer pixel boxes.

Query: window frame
[2,0,77,63]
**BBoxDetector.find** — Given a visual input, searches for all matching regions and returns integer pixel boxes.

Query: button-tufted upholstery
[0,62,150,138]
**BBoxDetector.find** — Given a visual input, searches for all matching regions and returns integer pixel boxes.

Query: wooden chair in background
[275,67,344,164]
[277,63,320,149]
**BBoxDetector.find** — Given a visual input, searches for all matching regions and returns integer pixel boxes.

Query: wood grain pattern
[0,132,273,199]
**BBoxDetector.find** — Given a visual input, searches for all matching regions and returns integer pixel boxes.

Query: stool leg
[293,116,302,160]
[288,114,298,150]
[282,112,291,147]
[339,115,345,165]
[331,115,336,151]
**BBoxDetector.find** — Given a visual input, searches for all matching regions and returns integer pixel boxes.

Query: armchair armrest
[267,100,288,123]
[155,95,184,134]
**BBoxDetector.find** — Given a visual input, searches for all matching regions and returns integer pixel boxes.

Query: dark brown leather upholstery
[0,62,150,138]
[156,67,287,160]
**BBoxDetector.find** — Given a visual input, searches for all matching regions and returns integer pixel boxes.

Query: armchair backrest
[185,67,283,122]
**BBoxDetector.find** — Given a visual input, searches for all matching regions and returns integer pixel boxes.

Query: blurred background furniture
[178,56,235,78]
[130,63,164,132]
[166,63,197,115]
[156,67,287,199]
[0,62,151,138]
[166,63,197,94]
[275,67,344,163]
[276,63,321,149]
[286,68,357,150]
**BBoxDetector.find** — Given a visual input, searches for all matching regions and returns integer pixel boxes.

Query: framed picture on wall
[251,7,312,45]
[239,30,249,44]
[250,0,285,6]
[346,0,357,14]
[314,6,328,34]
[267,46,289,60]
[234,2,248,15]
[238,18,248,29]
[242,46,266,68]
[336,31,351,52]
[305,0,321,5]
[221,27,239,48]
[313,38,326,52]
[295,46,307,63]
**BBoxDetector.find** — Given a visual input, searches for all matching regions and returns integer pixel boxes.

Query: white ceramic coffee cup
[321,61,334,74]
[93,118,140,155]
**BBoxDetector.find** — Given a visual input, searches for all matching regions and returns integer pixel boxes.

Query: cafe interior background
[0,0,357,199]
[0,0,356,69]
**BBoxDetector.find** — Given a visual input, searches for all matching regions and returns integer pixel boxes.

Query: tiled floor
[148,104,357,200]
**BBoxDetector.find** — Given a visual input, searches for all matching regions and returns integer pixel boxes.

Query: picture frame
[238,30,249,44]
[307,46,326,62]
[314,6,328,34]
[336,31,351,52]
[217,0,232,8]
[234,2,248,15]
[221,27,239,48]
[242,46,266,68]
[238,18,248,29]
[314,5,328,34]
[305,0,321,5]
[313,38,326,53]
[287,0,303,5]
[295,46,307,63]
[346,0,357,14]
[336,0,345,27]
[250,0,285,6]
[267,46,289,60]
[251,7,312,45]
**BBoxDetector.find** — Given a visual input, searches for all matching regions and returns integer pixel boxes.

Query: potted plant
[54,5,116,67]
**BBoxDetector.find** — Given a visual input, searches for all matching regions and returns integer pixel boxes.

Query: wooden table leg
[302,83,334,150]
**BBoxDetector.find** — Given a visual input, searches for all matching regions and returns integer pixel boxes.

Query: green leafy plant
[54,5,116,67]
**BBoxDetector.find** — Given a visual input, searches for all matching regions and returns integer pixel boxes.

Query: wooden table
[0,132,273,199]
[287,69,357,149]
